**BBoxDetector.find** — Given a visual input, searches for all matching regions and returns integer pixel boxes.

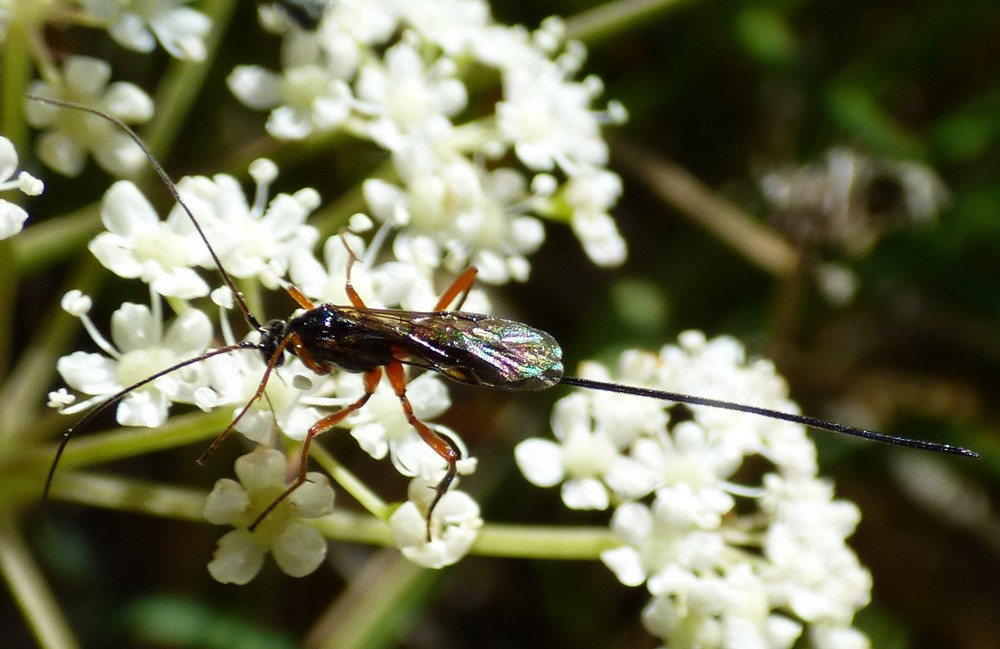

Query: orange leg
[197,333,297,465]
[249,368,383,530]
[384,360,459,541]
[434,267,478,311]
[337,231,369,309]
[285,284,315,310]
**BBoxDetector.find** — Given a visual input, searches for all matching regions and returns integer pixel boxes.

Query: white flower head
[231,1,626,283]
[563,167,627,266]
[366,160,547,284]
[397,0,490,55]
[496,50,612,174]
[79,0,213,60]
[515,393,627,511]
[201,351,331,444]
[0,136,43,239]
[354,38,468,150]
[389,476,482,568]
[54,292,213,426]
[90,180,209,299]
[205,447,335,584]
[25,56,154,177]
[173,164,320,289]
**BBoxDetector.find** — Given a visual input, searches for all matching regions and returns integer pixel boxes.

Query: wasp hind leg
[384,361,459,542]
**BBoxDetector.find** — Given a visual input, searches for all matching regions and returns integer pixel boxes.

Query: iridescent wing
[336,308,565,391]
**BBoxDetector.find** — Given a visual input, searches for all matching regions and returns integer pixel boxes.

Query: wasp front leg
[249,367,382,531]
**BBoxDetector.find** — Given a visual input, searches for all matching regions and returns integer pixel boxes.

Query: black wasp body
[274,305,564,390]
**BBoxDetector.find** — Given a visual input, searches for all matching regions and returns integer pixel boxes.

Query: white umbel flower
[55,293,212,426]
[90,180,209,299]
[172,163,320,289]
[206,447,335,584]
[389,476,482,568]
[78,0,212,60]
[25,56,154,177]
[523,332,872,646]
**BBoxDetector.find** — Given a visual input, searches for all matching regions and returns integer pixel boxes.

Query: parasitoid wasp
[36,96,979,543]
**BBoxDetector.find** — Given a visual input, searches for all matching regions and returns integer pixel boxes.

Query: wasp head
[257,318,289,367]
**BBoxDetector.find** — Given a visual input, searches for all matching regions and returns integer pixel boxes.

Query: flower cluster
[517,331,873,648]
[228,0,628,283]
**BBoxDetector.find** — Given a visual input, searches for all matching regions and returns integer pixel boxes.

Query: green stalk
[141,0,243,164]
[3,409,235,506]
[310,443,390,520]
[565,0,691,44]
[0,516,81,649]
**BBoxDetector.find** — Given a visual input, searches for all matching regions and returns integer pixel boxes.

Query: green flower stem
[48,472,208,521]
[565,0,690,44]
[0,516,81,649]
[309,514,617,561]
[47,473,388,542]
[310,443,390,520]
[12,202,100,277]
[0,14,31,153]
[310,511,394,545]
[305,550,440,649]
[0,17,33,385]
[141,0,242,164]
[41,469,616,562]
[8,410,236,505]
[471,523,618,559]
[237,276,266,323]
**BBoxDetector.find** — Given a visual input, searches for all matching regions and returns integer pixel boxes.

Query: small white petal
[204,478,250,524]
[208,529,267,585]
[0,201,28,239]
[102,82,154,122]
[235,447,289,493]
[228,66,283,110]
[600,545,647,587]
[37,131,87,177]
[560,477,609,510]
[287,473,335,518]
[271,522,328,577]
[514,438,565,487]
[64,56,112,96]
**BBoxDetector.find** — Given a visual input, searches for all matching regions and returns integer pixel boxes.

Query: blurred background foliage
[5,0,1000,647]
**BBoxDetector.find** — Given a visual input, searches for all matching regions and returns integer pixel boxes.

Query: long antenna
[26,95,262,331]
[559,376,979,457]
